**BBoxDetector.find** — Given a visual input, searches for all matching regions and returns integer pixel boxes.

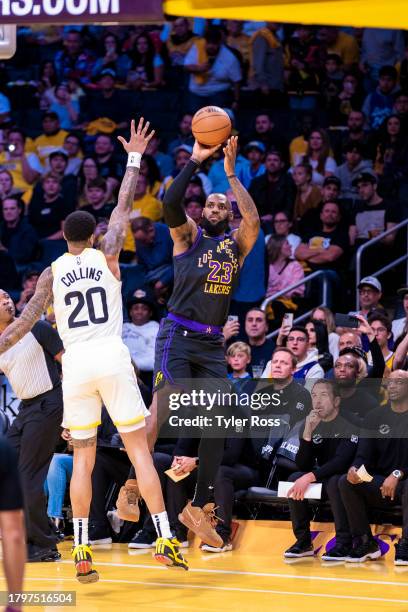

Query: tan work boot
[116,479,141,522]
[178,502,223,548]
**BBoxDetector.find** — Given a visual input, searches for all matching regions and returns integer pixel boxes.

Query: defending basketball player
[149,135,260,547]
[0,119,188,581]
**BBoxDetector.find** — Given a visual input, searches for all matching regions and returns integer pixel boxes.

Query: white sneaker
[201,541,232,553]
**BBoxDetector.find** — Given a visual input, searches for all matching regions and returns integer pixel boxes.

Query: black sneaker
[284,540,314,558]
[395,539,408,566]
[321,543,352,561]
[128,529,156,549]
[28,546,61,562]
[89,526,112,546]
[346,536,381,563]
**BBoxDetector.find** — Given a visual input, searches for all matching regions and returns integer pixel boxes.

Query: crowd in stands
[1,20,408,563]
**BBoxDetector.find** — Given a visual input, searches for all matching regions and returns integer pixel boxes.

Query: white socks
[73,517,89,547]
[151,511,172,539]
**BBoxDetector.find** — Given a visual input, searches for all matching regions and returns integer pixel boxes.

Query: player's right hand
[191,140,221,164]
[118,117,155,155]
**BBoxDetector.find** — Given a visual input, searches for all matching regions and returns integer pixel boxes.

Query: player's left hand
[118,117,155,155]
[380,474,399,500]
[223,136,238,176]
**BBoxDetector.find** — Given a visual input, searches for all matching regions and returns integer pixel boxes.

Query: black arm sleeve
[368,337,385,379]
[163,160,200,228]
[295,436,316,472]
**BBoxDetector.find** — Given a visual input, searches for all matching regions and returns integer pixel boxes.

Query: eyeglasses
[372,326,387,333]
[287,336,307,343]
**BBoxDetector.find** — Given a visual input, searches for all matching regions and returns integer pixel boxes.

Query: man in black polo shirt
[0,290,64,562]
[284,379,359,560]
[334,351,379,419]
[339,369,408,564]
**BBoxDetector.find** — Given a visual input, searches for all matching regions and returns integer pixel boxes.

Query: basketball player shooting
[149,135,260,547]
[0,119,188,581]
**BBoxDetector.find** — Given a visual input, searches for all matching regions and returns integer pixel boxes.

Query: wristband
[227,174,237,179]
[127,152,142,168]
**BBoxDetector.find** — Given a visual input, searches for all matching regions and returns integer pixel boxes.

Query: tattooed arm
[0,267,53,355]
[225,137,260,265]
[101,118,155,278]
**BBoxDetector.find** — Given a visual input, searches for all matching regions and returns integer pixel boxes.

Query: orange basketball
[192,106,232,146]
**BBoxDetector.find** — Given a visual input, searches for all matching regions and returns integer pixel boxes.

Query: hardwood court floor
[1,521,408,612]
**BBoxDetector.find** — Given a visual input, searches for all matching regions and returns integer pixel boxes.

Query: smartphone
[282,312,294,327]
[335,313,360,329]
[227,315,239,323]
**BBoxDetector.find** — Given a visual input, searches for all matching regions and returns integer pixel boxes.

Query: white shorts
[62,338,149,439]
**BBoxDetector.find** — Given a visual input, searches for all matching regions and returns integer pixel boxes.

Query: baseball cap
[245,140,266,153]
[99,68,116,79]
[127,289,155,313]
[397,287,408,297]
[339,346,368,364]
[175,144,193,155]
[352,171,378,187]
[323,176,341,188]
[358,276,382,292]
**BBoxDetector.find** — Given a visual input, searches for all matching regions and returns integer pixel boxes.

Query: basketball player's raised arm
[225,136,260,263]
[0,267,53,354]
[101,118,155,265]
[163,140,220,255]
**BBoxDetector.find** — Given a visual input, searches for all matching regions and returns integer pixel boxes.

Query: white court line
[59,559,408,588]
[16,576,408,605]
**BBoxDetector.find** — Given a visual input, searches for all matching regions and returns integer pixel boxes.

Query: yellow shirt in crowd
[123,193,163,252]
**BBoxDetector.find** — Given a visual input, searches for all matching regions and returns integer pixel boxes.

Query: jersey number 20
[65,287,108,328]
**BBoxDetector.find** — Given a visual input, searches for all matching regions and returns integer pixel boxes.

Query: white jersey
[52,248,122,350]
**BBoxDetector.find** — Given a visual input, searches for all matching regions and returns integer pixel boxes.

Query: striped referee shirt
[0,321,63,400]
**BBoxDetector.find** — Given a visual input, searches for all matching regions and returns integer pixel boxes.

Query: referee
[0,290,63,562]
[0,436,25,612]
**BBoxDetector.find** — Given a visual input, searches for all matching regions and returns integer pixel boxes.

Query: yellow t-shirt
[328,31,359,66]
[0,153,38,203]
[31,130,69,165]
[123,194,163,252]
[289,135,308,166]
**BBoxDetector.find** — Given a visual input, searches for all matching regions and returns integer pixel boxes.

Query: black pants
[287,472,351,545]
[90,448,131,530]
[7,386,63,550]
[338,474,408,538]
[214,464,259,540]
[166,468,198,539]
[142,452,173,535]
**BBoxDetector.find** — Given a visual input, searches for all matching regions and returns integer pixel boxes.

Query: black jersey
[168,227,240,327]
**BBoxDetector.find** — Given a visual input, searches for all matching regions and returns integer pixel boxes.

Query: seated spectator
[140,155,162,198]
[28,172,74,240]
[165,18,199,71]
[226,341,251,380]
[145,134,174,180]
[0,169,22,202]
[294,129,337,186]
[289,113,313,165]
[92,32,132,83]
[0,195,39,265]
[123,176,163,254]
[0,250,19,291]
[81,177,114,223]
[361,28,404,90]
[54,29,95,86]
[33,150,77,206]
[30,112,69,166]
[184,195,204,225]
[265,235,304,322]
[305,319,333,373]
[367,313,394,372]
[45,438,73,536]
[336,142,373,200]
[36,60,59,111]
[338,370,408,564]
[274,324,324,382]
[226,20,250,75]
[318,26,359,69]
[167,114,194,155]
[184,27,242,113]
[285,26,321,99]
[207,146,246,194]
[122,291,160,387]
[244,113,287,154]
[62,132,83,176]
[237,141,265,189]
[127,33,165,90]
[248,23,284,106]
[349,172,399,248]
[340,314,386,382]
[162,145,212,197]
[392,287,408,341]
[0,129,42,198]
[81,69,130,130]
[310,306,340,360]
[49,83,79,130]
[268,211,301,259]
[15,270,40,314]
[333,110,374,162]
[326,73,364,127]
[93,133,123,201]
[394,92,408,131]
[374,115,408,190]
[295,201,349,284]
[354,276,384,318]
[129,217,174,295]
[284,379,358,560]
[77,156,99,207]
[362,65,399,130]
[334,351,379,419]
[292,163,321,224]
[249,150,295,226]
